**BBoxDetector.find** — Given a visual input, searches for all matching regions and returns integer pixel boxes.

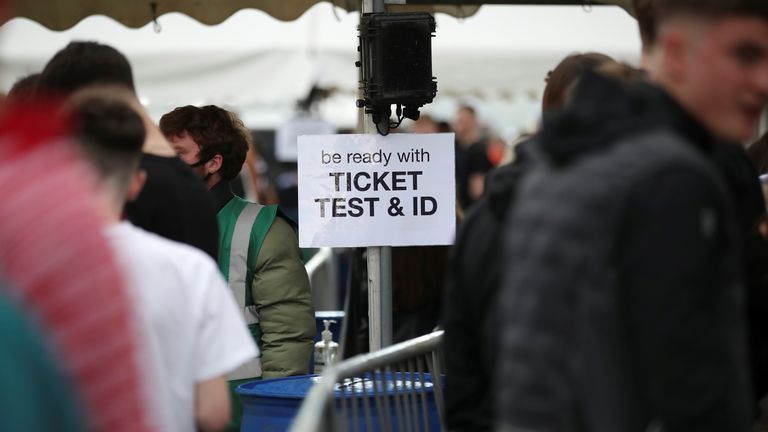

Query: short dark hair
[159,105,249,182]
[68,92,146,188]
[632,0,657,50]
[38,42,136,96]
[8,73,41,103]
[655,0,768,20]
[594,62,643,85]
[543,52,614,112]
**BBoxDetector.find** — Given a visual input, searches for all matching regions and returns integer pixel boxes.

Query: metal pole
[380,245,392,347]
[366,246,382,351]
[367,246,392,351]
[361,0,392,352]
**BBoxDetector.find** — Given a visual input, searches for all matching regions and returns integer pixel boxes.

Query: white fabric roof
[0,3,640,132]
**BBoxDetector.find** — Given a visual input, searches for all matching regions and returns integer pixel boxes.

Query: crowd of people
[2,0,768,431]
[1,42,314,431]
[443,0,768,431]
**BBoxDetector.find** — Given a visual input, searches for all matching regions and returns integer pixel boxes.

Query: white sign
[297,133,456,248]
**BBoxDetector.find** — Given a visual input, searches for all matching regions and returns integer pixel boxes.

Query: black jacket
[710,143,768,404]
[443,139,539,431]
[124,154,219,259]
[496,73,752,432]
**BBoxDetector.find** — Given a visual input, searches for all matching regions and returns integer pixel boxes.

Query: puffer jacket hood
[539,71,662,167]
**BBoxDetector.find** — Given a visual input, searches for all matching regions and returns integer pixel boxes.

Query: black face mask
[188,155,212,168]
[188,155,214,181]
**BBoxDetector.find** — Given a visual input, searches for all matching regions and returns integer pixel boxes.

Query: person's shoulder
[256,212,301,264]
[247,203,295,234]
[606,127,717,182]
[114,223,218,268]
[618,142,726,218]
[514,128,718,218]
[266,214,297,242]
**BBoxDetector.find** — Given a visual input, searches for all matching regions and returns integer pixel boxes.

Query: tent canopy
[1,1,639,132]
[6,0,632,30]
[0,3,639,130]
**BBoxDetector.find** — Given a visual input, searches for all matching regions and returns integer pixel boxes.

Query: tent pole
[362,0,392,353]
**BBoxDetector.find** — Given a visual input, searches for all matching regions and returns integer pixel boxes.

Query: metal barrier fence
[305,247,339,311]
[290,330,445,432]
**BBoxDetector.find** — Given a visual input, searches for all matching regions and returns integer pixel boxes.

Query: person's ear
[207,154,223,175]
[126,169,147,202]
[660,28,689,83]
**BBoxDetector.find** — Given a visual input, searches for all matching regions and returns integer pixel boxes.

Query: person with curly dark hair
[160,105,315,432]
[160,106,249,187]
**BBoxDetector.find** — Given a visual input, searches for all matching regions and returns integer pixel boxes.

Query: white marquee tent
[0,3,640,134]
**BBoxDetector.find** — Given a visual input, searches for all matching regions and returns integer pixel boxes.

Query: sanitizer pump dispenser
[314,320,338,374]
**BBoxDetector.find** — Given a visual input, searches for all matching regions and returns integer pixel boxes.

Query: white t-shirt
[105,222,258,432]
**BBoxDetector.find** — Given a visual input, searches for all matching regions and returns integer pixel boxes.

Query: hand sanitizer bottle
[314,319,338,374]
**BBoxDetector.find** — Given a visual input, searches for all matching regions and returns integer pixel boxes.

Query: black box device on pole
[357,12,437,135]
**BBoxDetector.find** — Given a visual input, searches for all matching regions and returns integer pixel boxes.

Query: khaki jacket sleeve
[252,216,316,378]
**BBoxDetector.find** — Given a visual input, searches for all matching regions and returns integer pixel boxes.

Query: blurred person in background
[453,104,495,209]
[442,52,617,432]
[410,113,440,134]
[486,135,509,167]
[241,134,279,205]
[390,113,452,342]
[342,113,454,357]
[160,104,315,431]
[497,0,768,430]
[37,41,220,259]
[67,87,258,432]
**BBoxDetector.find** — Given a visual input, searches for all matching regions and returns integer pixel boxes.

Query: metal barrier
[290,330,445,432]
[305,247,339,311]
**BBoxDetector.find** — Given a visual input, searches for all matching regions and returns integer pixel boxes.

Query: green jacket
[217,196,315,379]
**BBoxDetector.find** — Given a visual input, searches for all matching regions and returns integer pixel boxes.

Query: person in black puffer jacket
[496,1,768,429]
[442,52,615,432]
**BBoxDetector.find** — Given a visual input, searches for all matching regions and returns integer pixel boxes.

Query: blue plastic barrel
[237,375,315,432]
[237,372,440,432]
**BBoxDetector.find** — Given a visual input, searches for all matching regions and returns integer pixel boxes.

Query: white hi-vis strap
[228,202,264,381]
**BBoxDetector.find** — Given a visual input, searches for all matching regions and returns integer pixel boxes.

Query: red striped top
[0,104,154,432]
